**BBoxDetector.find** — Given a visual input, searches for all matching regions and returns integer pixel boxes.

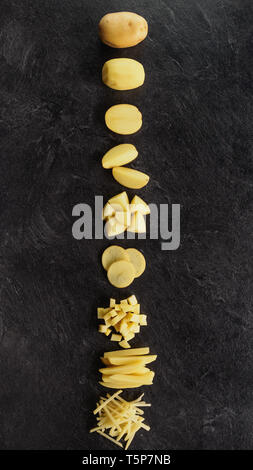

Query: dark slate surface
[0,0,252,450]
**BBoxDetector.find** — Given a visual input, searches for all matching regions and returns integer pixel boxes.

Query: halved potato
[102,245,129,271]
[107,260,135,288]
[126,248,146,278]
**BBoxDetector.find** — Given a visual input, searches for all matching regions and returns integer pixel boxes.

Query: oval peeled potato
[102,58,145,91]
[112,167,149,189]
[105,104,142,135]
[99,12,148,48]
[102,144,138,169]
[107,260,135,288]
[126,248,146,278]
[102,245,129,271]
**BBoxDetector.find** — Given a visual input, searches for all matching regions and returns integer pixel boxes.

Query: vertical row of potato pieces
[90,12,156,450]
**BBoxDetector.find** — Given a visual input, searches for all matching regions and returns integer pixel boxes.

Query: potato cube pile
[97,295,147,348]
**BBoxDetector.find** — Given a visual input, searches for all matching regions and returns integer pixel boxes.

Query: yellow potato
[112,167,149,189]
[102,58,145,90]
[127,212,146,234]
[130,195,150,215]
[105,217,126,237]
[114,208,131,227]
[102,144,138,169]
[108,191,129,212]
[126,248,146,278]
[107,260,135,288]
[99,12,148,48]
[102,245,129,271]
[105,104,142,135]
[103,202,115,220]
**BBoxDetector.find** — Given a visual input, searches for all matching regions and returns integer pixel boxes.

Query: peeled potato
[130,195,150,215]
[102,245,129,271]
[109,191,129,212]
[112,166,149,189]
[107,260,135,288]
[114,208,131,227]
[127,212,146,234]
[102,58,145,90]
[103,202,115,220]
[102,144,138,169]
[99,12,148,48]
[126,248,146,278]
[105,104,142,135]
[105,218,126,237]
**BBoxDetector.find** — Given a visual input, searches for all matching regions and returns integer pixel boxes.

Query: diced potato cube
[129,323,140,333]
[120,299,128,305]
[98,324,108,333]
[127,295,138,305]
[124,331,135,342]
[110,298,116,307]
[110,309,118,318]
[105,328,112,336]
[131,304,140,314]
[139,314,147,325]
[120,304,132,313]
[111,334,122,342]
[104,310,113,321]
[119,339,131,349]
[126,313,140,323]
[115,304,121,311]
[97,308,105,319]
[111,311,126,326]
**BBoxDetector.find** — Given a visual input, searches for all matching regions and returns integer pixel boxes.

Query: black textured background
[0,0,252,450]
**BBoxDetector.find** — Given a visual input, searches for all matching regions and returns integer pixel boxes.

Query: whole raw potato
[99,12,148,48]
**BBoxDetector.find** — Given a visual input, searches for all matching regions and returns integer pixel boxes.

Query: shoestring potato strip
[90,390,151,449]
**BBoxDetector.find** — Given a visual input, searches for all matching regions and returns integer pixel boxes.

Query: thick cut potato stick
[99,364,148,375]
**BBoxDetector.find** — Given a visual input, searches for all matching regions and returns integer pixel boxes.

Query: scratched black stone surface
[0,0,252,450]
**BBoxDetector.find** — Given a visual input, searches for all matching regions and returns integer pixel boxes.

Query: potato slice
[130,195,150,215]
[102,245,129,271]
[126,248,146,278]
[112,167,149,189]
[127,212,146,233]
[107,260,135,288]
[105,104,142,135]
[102,144,138,169]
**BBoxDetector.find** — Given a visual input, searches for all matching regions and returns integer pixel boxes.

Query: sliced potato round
[126,248,146,278]
[102,246,129,271]
[107,260,135,288]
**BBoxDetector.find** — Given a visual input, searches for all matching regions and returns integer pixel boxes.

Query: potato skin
[99,12,148,48]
